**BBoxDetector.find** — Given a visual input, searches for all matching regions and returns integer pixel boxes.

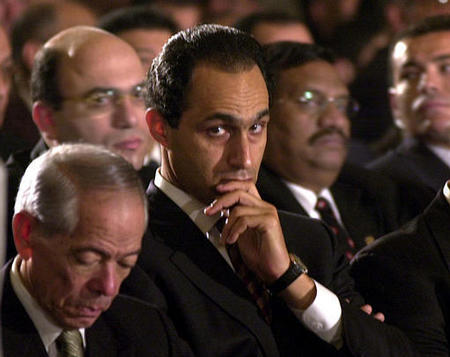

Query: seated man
[257,42,402,259]
[351,181,450,356]
[6,26,154,260]
[369,15,450,196]
[1,143,191,356]
[134,23,419,356]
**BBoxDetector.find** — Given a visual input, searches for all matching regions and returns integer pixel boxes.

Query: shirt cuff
[289,280,343,348]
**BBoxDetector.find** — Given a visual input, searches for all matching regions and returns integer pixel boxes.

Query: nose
[89,264,119,297]
[228,132,252,169]
[418,68,441,94]
[112,96,143,129]
[317,102,349,129]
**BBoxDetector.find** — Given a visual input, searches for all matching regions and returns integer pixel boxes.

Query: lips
[113,137,142,151]
[313,133,347,147]
[413,96,450,115]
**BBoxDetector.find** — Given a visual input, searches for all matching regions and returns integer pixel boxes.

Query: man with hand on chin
[133,23,419,356]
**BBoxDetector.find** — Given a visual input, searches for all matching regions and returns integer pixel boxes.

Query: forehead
[254,22,313,44]
[119,28,172,48]
[182,64,269,122]
[392,31,450,71]
[277,60,348,96]
[57,36,145,96]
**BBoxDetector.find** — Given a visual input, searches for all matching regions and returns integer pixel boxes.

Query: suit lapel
[147,183,279,355]
[1,263,48,357]
[257,165,308,215]
[422,191,450,272]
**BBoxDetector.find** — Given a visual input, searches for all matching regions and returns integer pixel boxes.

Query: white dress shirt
[10,256,86,357]
[154,170,343,346]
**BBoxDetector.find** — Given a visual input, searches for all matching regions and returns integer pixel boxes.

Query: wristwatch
[267,253,308,295]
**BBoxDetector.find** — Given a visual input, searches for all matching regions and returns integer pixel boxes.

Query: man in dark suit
[2,143,192,356]
[257,42,402,259]
[369,15,450,196]
[351,182,450,356]
[134,23,419,356]
[6,26,159,261]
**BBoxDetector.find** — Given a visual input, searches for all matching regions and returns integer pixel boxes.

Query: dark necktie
[216,217,272,324]
[56,330,84,357]
[315,197,356,261]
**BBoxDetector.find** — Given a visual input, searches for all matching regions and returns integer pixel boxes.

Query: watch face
[289,253,308,274]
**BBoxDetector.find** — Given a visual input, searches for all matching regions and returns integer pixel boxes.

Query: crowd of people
[0,0,449,356]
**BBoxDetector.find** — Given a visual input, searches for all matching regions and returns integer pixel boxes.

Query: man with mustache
[134,24,418,356]
[257,42,401,259]
[369,15,450,196]
[1,143,193,356]
[6,26,156,261]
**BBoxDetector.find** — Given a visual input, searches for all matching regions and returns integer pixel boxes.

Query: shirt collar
[427,144,450,168]
[10,256,86,352]
[154,169,222,234]
[443,180,450,205]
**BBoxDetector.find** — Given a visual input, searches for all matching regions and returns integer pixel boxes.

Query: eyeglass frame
[59,82,147,112]
[277,88,360,119]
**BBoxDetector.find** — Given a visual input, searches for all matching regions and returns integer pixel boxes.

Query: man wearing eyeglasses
[257,42,402,259]
[5,26,155,260]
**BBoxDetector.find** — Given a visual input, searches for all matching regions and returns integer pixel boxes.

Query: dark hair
[262,41,335,86]
[11,3,58,73]
[388,15,450,84]
[30,47,64,109]
[234,11,305,34]
[98,5,178,35]
[146,24,272,128]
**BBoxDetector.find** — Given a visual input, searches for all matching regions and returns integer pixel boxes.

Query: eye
[131,84,146,100]
[399,69,420,81]
[298,90,322,108]
[206,125,227,137]
[249,121,266,134]
[74,251,101,266]
[440,63,450,74]
[85,91,114,106]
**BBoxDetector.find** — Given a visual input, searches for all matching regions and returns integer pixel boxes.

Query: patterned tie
[56,330,84,357]
[216,217,272,324]
[315,197,356,261]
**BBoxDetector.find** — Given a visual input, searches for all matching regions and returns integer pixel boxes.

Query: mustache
[217,169,255,181]
[308,127,349,145]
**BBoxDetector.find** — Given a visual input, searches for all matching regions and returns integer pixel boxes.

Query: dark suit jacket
[128,182,418,357]
[368,138,445,209]
[257,163,401,252]
[1,261,193,357]
[351,190,450,357]
[5,139,159,261]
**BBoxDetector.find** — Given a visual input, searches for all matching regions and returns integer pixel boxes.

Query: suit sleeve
[351,253,448,357]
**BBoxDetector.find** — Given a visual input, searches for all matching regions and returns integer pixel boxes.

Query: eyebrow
[402,54,450,69]
[82,82,145,97]
[204,108,269,124]
[73,246,141,259]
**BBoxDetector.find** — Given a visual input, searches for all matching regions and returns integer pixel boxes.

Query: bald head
[31,26,153,170]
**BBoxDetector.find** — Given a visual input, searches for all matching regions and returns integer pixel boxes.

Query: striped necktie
[56,330,84,357]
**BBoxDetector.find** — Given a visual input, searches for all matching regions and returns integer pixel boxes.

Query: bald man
[6,26,154,260]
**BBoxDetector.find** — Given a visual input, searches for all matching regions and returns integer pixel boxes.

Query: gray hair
[15,143,147,236]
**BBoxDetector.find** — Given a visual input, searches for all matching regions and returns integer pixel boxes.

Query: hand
[204,180,290,284]
[360,304,385,322]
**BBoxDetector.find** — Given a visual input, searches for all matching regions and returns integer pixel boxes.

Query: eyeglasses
[294,89,359,119]
[61,83,146,113]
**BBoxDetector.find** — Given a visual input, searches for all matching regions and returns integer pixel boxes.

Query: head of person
[13,143,147,329]
[263,42,357,191]
[11,1,96,103]
[234,11,313,45]
[145,24,272,204]
[98,6,178,71]
[31,26,151,170]
[0,26,12,127]
[389,15,450,149]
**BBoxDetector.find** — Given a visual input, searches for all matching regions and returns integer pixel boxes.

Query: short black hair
[31,47,64,109]
[234,11,305,35]
[11,3,58,73]
[98,5,178,35]
[388,14,450,84]
[262,41,335,87]
[146,24,272,128]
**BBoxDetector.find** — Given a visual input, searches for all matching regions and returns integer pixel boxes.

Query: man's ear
[32,101,58,146]
[22,40,43,72]
[389,87,405,130]
[12,212,38,260]
[145,108,169,148]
